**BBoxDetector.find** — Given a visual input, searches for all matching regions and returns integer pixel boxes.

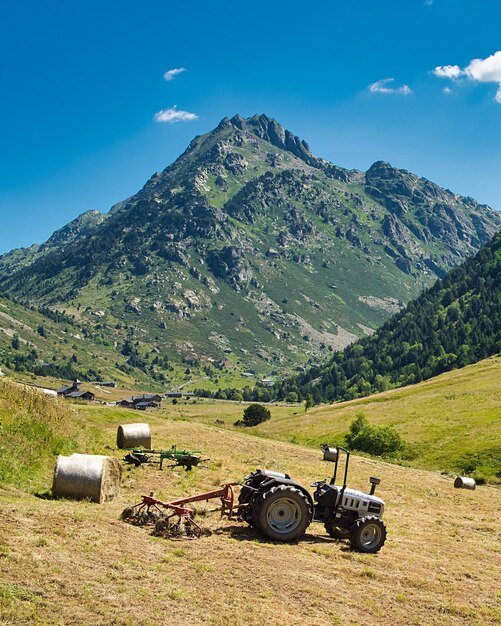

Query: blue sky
[1,0,500,254]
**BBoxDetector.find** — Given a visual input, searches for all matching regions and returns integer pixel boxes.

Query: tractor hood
[340,487,385,517]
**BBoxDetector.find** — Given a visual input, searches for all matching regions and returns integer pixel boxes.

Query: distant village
[54,379,194,410]
[28,371,275,408]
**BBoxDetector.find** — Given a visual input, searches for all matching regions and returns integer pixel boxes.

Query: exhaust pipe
[369,476,381,495]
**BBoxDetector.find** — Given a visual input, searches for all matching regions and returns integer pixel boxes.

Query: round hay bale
[322,446,338,462]
[454,476,476,490]
[116,423,151,449]
[52,453,122,503]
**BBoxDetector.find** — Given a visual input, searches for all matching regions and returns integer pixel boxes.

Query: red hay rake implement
[122,483,239,539]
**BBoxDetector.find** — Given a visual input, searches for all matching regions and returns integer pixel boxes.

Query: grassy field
[0,380,106,493]
[1,385,500,625]
[158,356,501,484]
[252,356,501,483]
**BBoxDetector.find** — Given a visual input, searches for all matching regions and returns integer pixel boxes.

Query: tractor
[237,446,387,553]
[123,446,387,553]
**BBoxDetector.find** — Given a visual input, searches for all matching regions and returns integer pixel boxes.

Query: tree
[305,394,314,411]
[241,404,271,427]
[11,334,20,350]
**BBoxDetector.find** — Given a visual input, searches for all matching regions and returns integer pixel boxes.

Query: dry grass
[1,406,500,625]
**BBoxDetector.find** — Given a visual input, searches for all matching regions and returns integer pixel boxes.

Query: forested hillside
[275,232,500,404]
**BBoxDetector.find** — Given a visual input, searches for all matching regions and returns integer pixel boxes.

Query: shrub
[346,413,405,457]
[239,403,271,427]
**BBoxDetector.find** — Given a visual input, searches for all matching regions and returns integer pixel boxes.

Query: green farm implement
[123,446,206,470]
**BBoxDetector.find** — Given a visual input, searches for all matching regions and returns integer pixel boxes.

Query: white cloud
[443,86,453,95]
[433,51,501,103]
[153,105,198,123]
[466,51,501,83]
[368,78,412,95]
[163,67,187,81]
[433,65,463,79]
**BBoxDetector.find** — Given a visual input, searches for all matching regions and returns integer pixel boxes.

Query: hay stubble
[0,410,500,625]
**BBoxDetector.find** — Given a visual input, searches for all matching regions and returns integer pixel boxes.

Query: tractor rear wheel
[256,485,312,541]
[349,516,386,553]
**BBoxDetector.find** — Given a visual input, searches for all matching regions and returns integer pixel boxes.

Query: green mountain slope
[0,114,499,385]
[246,356,500,484]
[0,295,154,386]
[275,232,500,403]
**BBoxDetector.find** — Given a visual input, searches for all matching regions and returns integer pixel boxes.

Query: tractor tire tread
[256,484,312,542]
[349,516,387,553]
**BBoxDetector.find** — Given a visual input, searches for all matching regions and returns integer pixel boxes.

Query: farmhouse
[56,380,95,401]
[64,390,96,401]
[119,393,162,409]
[135,393,162,403]
[134,400,160,410]
[119,397,135,407]
[57,379,82,396]
[259,378,275,387]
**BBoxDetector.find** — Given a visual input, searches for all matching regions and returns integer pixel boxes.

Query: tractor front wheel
[256,485,312,542]
[349,516,386,553]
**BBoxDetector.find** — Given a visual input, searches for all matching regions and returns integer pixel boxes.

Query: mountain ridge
[0,114,499,385]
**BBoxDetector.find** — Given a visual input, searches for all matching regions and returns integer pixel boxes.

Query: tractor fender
[259,477,314,509]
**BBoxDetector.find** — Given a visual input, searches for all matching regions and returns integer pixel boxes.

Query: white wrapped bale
[322,446,338,462]
[52,453,122,503]
[116,423,151,449]
[454,476,476,490]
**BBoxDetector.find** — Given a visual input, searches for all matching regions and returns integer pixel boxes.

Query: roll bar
[329,446,350,489]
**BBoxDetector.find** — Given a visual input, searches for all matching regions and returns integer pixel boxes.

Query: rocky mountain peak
[211,114,315,165]
[229,113,247,129]
[247,114,312,162]
[214,116,232,131]
[365,161,414,185]
[366,161,394,176]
